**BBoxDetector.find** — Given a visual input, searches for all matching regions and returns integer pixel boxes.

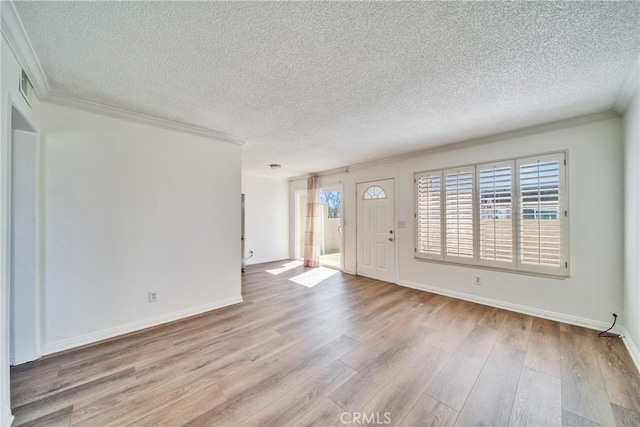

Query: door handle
[338,225,343,234]
[388,237,394,242]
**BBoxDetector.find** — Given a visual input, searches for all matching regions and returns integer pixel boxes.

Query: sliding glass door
[319,188,343,269]
[295,187,343,270]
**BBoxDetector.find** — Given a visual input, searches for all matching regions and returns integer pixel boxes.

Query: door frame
[7,101,41,366]
[294,184,345,271]
[355,177,397,282]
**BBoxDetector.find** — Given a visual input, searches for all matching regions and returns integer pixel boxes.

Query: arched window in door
[363,185,387,200]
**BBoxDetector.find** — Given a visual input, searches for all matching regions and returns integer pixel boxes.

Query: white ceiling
[14,1,640,177]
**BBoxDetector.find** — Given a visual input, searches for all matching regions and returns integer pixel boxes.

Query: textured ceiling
[14,1,640,177]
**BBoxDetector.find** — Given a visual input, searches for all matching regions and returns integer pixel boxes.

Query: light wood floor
[10,260,640,426]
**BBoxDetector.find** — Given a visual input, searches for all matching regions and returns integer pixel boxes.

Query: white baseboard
[621,327,640,374]
[1,410,14,427]
[42,295,243,355]
[246,255,291,266]
[396,279,623,335]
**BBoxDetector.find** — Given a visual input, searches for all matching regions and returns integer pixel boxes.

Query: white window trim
[414,151,569,278]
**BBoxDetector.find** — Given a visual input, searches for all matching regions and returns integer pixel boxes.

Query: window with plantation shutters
[444,167,476,264]
[517,153,567,275]
[414,151,568,277]
[478,161,515,269]
[415,171,443,260]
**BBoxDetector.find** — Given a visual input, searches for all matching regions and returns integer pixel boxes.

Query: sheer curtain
[303,176,321,267]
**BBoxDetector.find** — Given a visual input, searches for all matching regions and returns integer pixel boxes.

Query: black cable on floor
[599,313,621,338]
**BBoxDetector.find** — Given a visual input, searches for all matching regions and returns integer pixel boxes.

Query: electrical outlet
[148,291,158,303]
[474,276,481,285]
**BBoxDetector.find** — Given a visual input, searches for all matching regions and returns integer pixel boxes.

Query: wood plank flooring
[10,260,640,426]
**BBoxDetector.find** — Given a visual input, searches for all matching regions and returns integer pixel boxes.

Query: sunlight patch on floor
[266,260,303,275]
[289,267,339,288]
[320,252,341,269]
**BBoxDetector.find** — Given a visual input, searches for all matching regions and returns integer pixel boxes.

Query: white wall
[1,30,41,426]
[291,117,624,330]
[40,102,242,353]
[624,90,640,365]
[10,128,38,365]
[241,173,289,265]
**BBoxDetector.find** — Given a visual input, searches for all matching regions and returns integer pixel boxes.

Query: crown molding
[347,110,619,172]
[289,109,619,181]
[289,166,349,181]
[614,54,640,115]
[0,0,50,99]
[44,93,246,146]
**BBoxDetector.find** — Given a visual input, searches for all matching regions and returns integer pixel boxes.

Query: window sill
[413,256,569,280]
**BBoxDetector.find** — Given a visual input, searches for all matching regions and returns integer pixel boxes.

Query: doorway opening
[295,186,343,270]
[9,106,39,365]
[319,187,343,269]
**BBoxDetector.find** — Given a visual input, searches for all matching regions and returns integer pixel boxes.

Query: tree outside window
[320,191,341,218]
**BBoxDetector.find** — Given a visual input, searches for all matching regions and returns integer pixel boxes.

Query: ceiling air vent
[19,70,33,107]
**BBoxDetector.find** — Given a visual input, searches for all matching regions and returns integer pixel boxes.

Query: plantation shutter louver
[415,171,443,261]
[517,153,567,275]
[444,166,476,264]
[478,161,516,269]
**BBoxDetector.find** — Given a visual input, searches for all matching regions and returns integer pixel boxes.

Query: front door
[356,179,395,282]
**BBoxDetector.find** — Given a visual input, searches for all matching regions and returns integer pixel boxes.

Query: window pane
[320,190,341,218]
[363,185,387,200]
[519,159,561,267]
[446,170,474,258]
[417,173,441,255]
[479,164,513,263]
